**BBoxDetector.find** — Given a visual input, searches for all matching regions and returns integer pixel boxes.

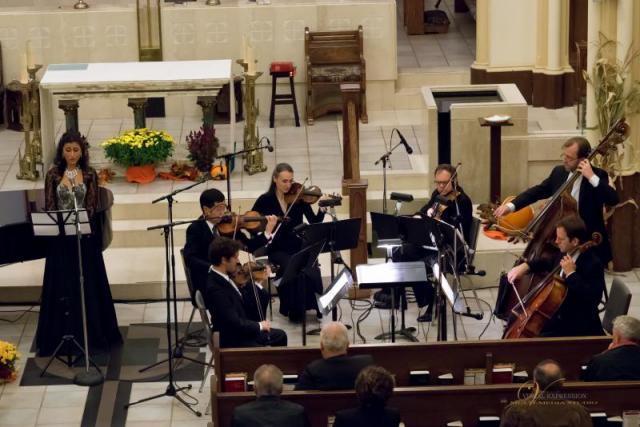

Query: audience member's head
[533,359,564,392]
[611,315,640,347]
[319,321,349,359]
[355,365,395,408]
[253,364,283,398]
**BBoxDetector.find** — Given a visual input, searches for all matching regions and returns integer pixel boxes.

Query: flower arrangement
[102,128,175,168]
[0,340,19,383]
[186,125,219,172]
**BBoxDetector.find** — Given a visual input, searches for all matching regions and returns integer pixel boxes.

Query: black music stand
[302,218,361,328]
[32,208,103,386]
[317,267,354,316]
[356,261,428,343]
[280,241,326,346]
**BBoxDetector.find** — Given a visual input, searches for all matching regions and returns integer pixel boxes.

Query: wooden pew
[213,334,610,390]
[212,381,640,427]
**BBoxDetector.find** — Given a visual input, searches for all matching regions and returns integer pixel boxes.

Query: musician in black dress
[386,164,473,322]
[252,163,327,321]
[35,132,122,357]
[494,137,619,265]
[506,215,605,337]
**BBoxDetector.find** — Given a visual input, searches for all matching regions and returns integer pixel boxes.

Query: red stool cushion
[270,61,296,76]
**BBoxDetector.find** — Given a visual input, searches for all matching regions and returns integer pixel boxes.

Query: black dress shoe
[417,312,432,322]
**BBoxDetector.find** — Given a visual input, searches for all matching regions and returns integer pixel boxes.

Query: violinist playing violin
[183,189,278,299]
[232,261,272,322]
[506,215,605,337]
[384,164,473,322]
[252,163,331,322]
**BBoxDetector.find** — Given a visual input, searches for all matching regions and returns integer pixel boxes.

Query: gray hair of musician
[613,315,640,342]
[320,321,349,354]
[253,364,283,397]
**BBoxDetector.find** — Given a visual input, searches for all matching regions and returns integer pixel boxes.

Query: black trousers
[255,328,288,347]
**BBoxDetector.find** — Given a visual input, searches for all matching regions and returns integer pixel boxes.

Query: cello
[503,233,601,338]
[494,118,629,320]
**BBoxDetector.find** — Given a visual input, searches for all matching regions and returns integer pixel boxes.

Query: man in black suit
[584,315,640,381]
[183,188,277,302]
[295,322,373,390]
[507,216,605,337]
[232,364,309,427]
[204,237,287,348]
[494,136,619,264]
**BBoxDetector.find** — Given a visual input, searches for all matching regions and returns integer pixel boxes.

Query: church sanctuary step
[396,67,470,89]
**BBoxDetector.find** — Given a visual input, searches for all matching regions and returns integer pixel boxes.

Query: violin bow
[268,177,309,246]
[245,251,269,344]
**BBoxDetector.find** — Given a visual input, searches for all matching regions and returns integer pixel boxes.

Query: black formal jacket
[204,269,261,348]
[294,354,374,391]
[528,248,605,337]
[584,344,640,381]
[334,406,401,427]
[183,217,267,296]
[252,192,324,255]
[511,165,619,263]
[231,395,310,427]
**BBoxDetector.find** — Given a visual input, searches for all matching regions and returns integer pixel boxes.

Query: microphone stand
[375,129,407,214]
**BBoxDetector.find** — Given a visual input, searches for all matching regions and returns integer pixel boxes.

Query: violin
[230,261,270,287]
[210,211,286,236]
[283,182,324,205]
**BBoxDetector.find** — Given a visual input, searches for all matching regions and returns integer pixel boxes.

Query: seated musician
[506,215,605,337]
[204,237,287,348]
[584,315,640,381]
[381,164,473,322]
[295,322,373,390]
[500,359,591,427]
[494,136,619,265]
[183,188,277,299]
[252,163,329,322]
[234,262,272,322]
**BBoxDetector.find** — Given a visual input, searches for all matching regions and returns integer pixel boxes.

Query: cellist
[506,215,605,337]
[494,137,619,265]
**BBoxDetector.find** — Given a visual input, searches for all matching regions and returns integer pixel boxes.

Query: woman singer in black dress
[35,132,122,357]
[252,163,326,321]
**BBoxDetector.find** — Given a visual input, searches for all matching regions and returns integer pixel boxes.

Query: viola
[211,211,286,236]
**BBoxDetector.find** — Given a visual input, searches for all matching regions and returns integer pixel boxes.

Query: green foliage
[102,128,174,167]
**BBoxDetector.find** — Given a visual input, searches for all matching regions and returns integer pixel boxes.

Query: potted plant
[102,128,175,184]
[0,340,19,383]
[186,125,219,173]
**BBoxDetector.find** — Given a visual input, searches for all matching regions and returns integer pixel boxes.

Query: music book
[409,370,431,386]
[437,372,454,385]
[223,372,247,392]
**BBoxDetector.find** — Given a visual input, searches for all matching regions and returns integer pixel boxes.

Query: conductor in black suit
[494,136,619,264]
[507,216,605,337]
[295,322,373,390]
[183,188,277,299]
[232,364,310,427]
[204,237,287,348]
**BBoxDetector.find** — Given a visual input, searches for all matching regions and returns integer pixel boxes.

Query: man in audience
[584,315,640,381]
[334,365,401,427]
[500,359,592,427]
[295,321,373,390]
[231,364,309,427]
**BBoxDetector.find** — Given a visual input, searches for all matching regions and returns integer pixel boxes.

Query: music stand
[280,241,326,345]
[302,218,361,327]
[317,267,354,316]
[32,208,103,386]
[356,261,428,342]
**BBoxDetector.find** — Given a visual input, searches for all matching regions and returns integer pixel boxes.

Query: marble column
[472,0,489,69]
[547,0,563,72]
[127,98,148,129]
[585,0,601,144]
[617,0,634,172]
[58,100,79,133]
[197,96,217,129]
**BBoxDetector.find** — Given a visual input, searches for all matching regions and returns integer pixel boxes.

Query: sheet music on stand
[31,210,91,237]
[317,267,353,315]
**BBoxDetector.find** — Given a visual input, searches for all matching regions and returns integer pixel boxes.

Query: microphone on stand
[259,136,274,152]
[393,128,413,154]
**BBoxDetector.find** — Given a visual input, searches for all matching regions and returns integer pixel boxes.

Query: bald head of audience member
[254,364,283,398]
[533,359,564,392]
[611,315,640,349]
[320,322,350,359]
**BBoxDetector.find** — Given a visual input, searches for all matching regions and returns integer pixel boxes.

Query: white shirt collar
[211,267,242,297]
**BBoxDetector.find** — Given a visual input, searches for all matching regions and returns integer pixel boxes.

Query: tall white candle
[20,53,29,82]
[246,44,255,75]
[26,40,34,68]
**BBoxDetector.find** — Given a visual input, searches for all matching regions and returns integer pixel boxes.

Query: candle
[20,53,29,83]
[246,43,255,75]
[242,35,248,61]
[26,40,34,69]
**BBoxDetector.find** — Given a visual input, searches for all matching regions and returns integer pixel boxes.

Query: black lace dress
[35,168,122,357]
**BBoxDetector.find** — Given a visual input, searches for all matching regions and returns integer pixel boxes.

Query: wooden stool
[269,62,300,128]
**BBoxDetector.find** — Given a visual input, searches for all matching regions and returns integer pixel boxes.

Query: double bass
[494,118,629,321]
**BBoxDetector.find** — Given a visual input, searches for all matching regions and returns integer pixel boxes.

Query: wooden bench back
[305,27,363,65]
[213,334,610,390]
[212,380,640,427]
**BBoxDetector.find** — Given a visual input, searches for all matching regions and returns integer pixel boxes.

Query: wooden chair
[304,26,367,125]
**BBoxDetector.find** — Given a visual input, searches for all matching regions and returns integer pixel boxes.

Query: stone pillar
[547,0,563,71]
[473,0,489,69]
[617,0,634,172]
[58,100,79,133]
[127,98,148,129]
[585,0,601,144]
[197,96,217,129]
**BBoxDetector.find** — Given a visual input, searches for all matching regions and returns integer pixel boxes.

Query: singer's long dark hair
[267,162,294,194]
[53,131,90,174]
